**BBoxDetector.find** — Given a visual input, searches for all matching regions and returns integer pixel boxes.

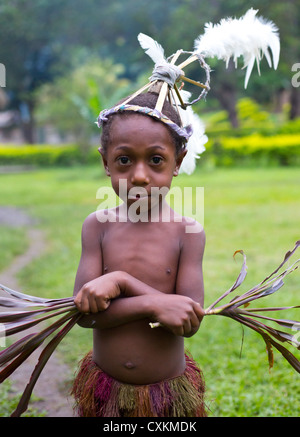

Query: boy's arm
[73,213,103,300]
[74,213,163,328]
[173,221,206,337]
[74,214,205,336]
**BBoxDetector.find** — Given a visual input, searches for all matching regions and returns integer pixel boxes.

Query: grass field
[0,164,299,417]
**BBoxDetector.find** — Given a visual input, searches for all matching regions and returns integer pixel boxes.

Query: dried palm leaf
[0,284,81,416]
[205,241,300,372]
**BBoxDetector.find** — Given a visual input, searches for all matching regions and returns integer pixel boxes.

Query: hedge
[1,134,300,168]
[205,133,300,167]
[0,144,84,166]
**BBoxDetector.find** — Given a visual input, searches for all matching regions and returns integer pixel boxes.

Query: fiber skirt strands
[71,351,207,417]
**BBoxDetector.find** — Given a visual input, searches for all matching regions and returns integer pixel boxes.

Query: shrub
[210,133,300,166]
[0,144,83,167]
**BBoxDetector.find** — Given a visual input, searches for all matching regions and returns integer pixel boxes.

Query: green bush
[201,98,300,167]
[0,144,83,166]
[209,133,300,166]
[204,98,300,139]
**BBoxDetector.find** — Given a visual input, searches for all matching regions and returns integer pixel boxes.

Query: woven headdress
[97,8,280,174]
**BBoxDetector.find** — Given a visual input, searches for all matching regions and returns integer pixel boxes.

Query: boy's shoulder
[171,209,204,238]
[175,214,206,258]
[81,209,116,237]
[82,208,118,228]
[81,209,120,248]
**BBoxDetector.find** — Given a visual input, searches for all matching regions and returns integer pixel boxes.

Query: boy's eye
[150,156,163,165]
[117,156,131,165]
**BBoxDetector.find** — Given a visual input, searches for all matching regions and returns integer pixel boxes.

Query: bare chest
[101,222,181,292]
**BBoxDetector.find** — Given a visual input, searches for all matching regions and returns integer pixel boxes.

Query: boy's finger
[182,318,192,336]
[189,311,200,328]
[176,326,185,337]
[74,292,82,310]
[76,292,90,313]
[89,296,100,313]
[194,302,205,319]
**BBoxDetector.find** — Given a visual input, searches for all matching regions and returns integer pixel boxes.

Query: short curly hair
[100,92,186,156]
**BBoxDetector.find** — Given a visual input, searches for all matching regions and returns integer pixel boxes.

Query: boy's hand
[74,272,122,313]
[151,294,205,337]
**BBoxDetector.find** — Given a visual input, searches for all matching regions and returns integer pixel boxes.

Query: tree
[34,57,132,147]
[0,0,70,142]
[0,0,183,142]
[0,0,298,143]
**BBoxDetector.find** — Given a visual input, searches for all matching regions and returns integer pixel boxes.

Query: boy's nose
[131,162,150,185]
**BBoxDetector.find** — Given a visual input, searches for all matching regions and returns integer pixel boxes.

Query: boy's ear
[99,147,110,176]
[173,149,187,177]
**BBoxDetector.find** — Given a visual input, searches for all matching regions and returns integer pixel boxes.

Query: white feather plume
[194,8,280,88]
[137,33,166,65]
[177,91,208,175]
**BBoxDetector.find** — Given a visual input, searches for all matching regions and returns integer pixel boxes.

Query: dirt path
[0,206,74,417]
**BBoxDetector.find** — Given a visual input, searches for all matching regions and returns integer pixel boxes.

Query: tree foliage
[35,57,132,144]
[0,0,299,141]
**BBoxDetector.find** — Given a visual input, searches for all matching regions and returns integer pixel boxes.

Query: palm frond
[10,313,81,417]
[205,241,300,373]
[0,284,82,416]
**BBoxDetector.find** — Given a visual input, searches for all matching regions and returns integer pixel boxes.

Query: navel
[166,268,171,275]
[124,361,136,370]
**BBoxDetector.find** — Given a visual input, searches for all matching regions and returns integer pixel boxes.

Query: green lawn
[0,164,299,417]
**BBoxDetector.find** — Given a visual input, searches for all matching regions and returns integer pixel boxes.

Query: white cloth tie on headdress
[150,63,184,88]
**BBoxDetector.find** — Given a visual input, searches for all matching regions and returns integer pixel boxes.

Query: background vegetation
[0,0,299,145]
[0,0,299,418]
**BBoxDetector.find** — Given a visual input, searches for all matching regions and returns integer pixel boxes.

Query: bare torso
[74,114,205,385]
[92,214,187,384]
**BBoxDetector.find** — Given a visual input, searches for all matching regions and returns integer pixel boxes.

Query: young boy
[72,92,207,417]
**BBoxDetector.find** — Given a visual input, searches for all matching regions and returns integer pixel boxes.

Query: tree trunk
[20,101,36,144]
[21,120,35,144]
[217,83,239,128]
[289,86,300,120]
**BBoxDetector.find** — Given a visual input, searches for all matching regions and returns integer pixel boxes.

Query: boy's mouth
[127,193,149,200]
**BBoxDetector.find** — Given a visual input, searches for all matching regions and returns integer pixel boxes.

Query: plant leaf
[0,283,73,305]
[0,284,53,304]
[237,309,300,331]
[2,307,77,338]
[10,313,82,417]
[0,303,75,323]
[0,334,36,366]
[260,240,300,285]
[205,250,248,312]
[222,312,300,372]
[0,310,77,382]
[262,334,274,371]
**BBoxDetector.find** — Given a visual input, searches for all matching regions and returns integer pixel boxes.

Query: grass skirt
[71,351,207,417]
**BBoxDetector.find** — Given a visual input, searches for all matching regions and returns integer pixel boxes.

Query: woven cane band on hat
[97,104,193,140]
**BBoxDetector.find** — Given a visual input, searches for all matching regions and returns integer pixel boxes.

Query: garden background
[0,0,299,417]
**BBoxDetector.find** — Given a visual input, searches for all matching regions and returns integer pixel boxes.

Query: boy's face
[100,114,186,210]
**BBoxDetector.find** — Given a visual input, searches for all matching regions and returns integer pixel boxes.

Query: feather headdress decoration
[194,8,280,88]
[97,8,280,174]
[174,90,208,175]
